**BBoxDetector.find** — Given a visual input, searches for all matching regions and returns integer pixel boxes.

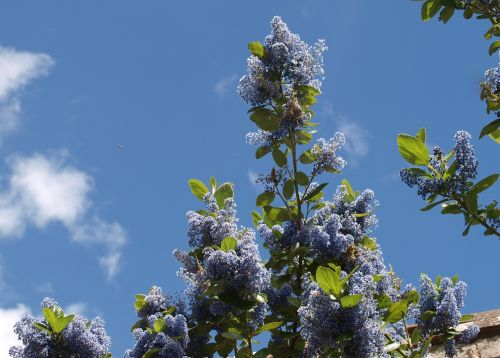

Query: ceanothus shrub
[9,298,111,358]
[10,16,483,358]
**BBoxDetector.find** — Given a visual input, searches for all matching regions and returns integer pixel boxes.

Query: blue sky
[0,0,499,356]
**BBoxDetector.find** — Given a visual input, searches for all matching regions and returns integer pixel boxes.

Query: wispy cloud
[35,281,54,295]
[336,118,369,165]
[0,47,53,140]
[0,304,30,356]
[72,218,126,281]
[64,302,87,316]
[214,75,237,98]
[0,152,127,280]
[247,169,259,189]
[321,100,369,166]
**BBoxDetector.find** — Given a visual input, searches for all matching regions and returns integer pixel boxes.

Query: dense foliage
[9,14,488,358]
[399,0,500,238]
[9,298,111,358]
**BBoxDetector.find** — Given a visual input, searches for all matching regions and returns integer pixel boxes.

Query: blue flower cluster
[204,230,270,297]
[185,194,238,247]
[454,131,478,185]
[311,133,347,174]
[135,286,186,321]
[484,58,500,94]
[238,16,327,107]
[298,272,387,358]
[239,16,327,148]
[125,314,189,358]
[176,192,271,351]
[125,286,189,358]
[9,298,111,358]
[416,274,479,357]
[400,130,478,198]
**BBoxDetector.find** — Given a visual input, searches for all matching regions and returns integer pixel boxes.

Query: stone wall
[427,309,500,358]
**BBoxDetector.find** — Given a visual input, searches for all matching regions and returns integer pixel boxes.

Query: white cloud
[64,302,87,316]
[247,170,259,188]
[336,118,369,163]
[35,281,54,295]
[71,217,127,281]
[321,101,370,165]
[0,47,53,139]
[8,153,92,229]
[99,252,121,282]
[214,75,237,98]
[0,304,30,356]
[0,153,127,280]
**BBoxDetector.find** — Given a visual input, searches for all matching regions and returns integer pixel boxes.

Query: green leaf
[420,198,448,212]
[489,41,500,56]
[250,109,280,131]
[130,318,146,332]
[301,95,316,106]
[298,85,321,97]
[421,0,442,21]
[383,300,408,323]
[303,182,328,202]
[53,314,75,334]
[42,307,57,332]
[221,237,237,252]
[256,146,272,159]
[341,179,355,201]
[340,294,363,308]
[316,266,342,298]
[376,293,392,309]
[221,331,245,340]
[439,6,454,23]
[205,281,225,296]
[214,182,234,208]
[283,179,294,199]
[256,191,275,207]
[263,206,291,222]
[463,8,473,19]
[489,129,500,143]
[142,348,161,358]
[397,134,429,166]
[209,177,217,191]
[255,292,268,303]
[411,327,422,346]
[134,296,146,311]
[441,204,462,214]
[460,314,474,322]
[296,130,313,144]
[360,236,377,251]
[417,128,426,143]
[188,179,209,201]
[419,337,432,355]
[479,119,500,138]
[464,191,478,214]
[34,322,52,334]
[471,174,499,194]
[248,41,267,58]
[299,150,315,164]
[153,318,166,333]
[251,211,262,226]
[406,290,420,305]
[256,321,283,335]
[272,148,287,167]
[295,171,309,186]
[420,310,436,321]
[254,348,272,358]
